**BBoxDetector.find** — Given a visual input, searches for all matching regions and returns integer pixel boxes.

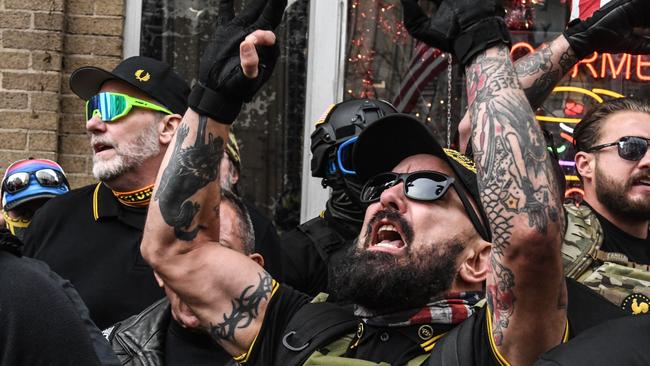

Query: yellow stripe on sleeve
[233,280,280,364]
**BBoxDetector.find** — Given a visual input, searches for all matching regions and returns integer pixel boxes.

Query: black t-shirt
[535,314,648,366]
[23,183,165,329]
[244,284,500,365]
[594,209,650,264]
[165,319,236,366]
[245,201,284,281]
[280,215,358,297]
[0,250,101,366]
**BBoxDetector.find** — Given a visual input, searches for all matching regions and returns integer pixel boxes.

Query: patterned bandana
[112,184,154,207]
[356,291,484,328]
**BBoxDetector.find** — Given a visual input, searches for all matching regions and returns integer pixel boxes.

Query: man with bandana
[140,0,570,365]
[1,158,70,241]
[23,56,189,330]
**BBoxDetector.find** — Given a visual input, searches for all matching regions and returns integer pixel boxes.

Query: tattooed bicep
[210,272,274,343]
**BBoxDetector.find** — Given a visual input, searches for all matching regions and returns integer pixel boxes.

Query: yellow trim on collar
[485,306,569,366]
[92,183,102,221]
[233,280,280,364]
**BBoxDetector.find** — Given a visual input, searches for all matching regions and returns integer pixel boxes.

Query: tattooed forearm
[154,115,225,240]
[467,48,561,241]
[514,44,553,77]
[513,40,578,109]
[523,70,560,108]
[487,257,515,346]
[210,272,273,342]
[466,45,564,343]
[558,50,577,75]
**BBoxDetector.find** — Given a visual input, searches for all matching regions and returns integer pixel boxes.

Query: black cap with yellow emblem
[69,56,190,115]
[352,113,491,241]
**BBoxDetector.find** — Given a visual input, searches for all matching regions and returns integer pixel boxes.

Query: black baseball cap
[69,56,190,115]
[352,113,491,241]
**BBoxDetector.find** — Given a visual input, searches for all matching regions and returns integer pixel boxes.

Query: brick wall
[0,0,124,188]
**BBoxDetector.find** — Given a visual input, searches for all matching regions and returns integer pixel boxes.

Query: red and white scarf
[356,291,484,328]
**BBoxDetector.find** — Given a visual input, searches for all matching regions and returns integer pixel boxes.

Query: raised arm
[466,43,566,366]
[445,0,650,152]
[141,0,285,357]
[402,0,566,364]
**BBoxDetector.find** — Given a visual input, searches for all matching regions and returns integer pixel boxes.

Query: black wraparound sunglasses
[586,136,650,161]
[360,171,490,241]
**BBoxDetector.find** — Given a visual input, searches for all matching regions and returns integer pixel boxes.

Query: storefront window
[140,0,309,231]
[344,0,650,202]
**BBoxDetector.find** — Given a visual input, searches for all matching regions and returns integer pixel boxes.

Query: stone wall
[0,0,124,187]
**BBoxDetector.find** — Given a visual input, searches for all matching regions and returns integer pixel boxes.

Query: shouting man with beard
[141,0,568,364]
[23,56,189,329]
[564,98,650,314]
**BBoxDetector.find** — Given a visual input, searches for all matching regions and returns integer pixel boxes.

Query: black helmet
[310,99,398,179]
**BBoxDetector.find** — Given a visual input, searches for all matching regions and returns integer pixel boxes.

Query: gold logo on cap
[134,69,151,82]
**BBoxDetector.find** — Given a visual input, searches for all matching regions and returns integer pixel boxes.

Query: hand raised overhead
[401,0,511,66]
[188,0,287,124]
[564,0,650,59]
[400,0,457,52]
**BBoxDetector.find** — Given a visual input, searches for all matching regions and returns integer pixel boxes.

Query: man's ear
[153,271,164,288]
[175,302,201,329]
[230,164,240,185]
[159,114,182,145]
[458,241,491,286]
[575,151,594,181]
[249,253,265,268]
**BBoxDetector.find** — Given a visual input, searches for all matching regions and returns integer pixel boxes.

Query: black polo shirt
[23,183,164,330]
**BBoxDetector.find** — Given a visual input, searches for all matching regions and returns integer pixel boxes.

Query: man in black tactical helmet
[280,98,398,296]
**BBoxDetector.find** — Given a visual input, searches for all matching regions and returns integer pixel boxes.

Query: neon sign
[512,42,650,81]
[536,86,627,200]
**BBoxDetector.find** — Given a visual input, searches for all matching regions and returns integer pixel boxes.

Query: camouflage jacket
[562,203,650,315]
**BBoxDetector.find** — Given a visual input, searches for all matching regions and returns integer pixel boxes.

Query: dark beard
[329,239,463,312]
[595,166,650,220]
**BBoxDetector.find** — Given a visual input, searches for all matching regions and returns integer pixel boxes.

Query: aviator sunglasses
[86,92,172,122]
[586,136,650,161]
[3,169,68,194]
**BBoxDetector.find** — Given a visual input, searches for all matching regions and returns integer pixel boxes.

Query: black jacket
[106,298,239,366]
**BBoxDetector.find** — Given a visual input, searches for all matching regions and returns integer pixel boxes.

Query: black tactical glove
[188,0,286,124]
[564,0,650,60]
[401,0,511,66]
[451,0,511,66]
[401,0,457,52]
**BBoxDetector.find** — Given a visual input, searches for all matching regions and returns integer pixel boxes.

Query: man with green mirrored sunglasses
[23,56,191,332]
[85,91,173,123]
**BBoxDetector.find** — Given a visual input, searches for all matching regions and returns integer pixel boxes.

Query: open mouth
[633,179,650,186]
[92,142,114,154]
[368,220,407,253]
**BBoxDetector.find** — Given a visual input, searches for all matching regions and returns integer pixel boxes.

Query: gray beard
[92,122,161,181]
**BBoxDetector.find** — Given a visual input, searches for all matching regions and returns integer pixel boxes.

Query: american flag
[392,41,448,113]
[570,0,613,21]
